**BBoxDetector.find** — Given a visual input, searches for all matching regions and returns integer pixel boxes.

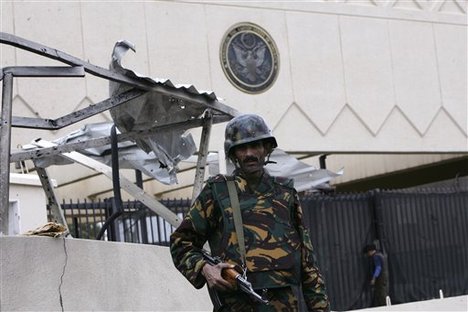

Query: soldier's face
[233,141,267,177]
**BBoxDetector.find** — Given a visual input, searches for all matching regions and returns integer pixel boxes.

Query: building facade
[2,0,467,200]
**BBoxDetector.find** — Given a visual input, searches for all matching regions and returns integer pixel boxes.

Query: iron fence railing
[57,198,190,245]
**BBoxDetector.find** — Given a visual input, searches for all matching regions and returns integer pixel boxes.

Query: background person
[363,243,388,307]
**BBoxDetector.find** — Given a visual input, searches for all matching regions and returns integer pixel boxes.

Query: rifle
[201,249,269,309]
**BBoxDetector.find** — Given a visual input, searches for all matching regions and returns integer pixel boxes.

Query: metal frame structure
[0,32,237,235]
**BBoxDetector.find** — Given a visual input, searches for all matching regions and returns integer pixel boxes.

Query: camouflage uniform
[170,170,330,311]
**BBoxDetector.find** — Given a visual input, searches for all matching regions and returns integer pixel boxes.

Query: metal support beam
[33,140,181,227]
[0,32,238,235]
[10,116,230,163]
[12,88,146,129]
[0,32,239,119]
[319,154,328,169]
[0,73,13,235]
[191,111,213,204]
[34,165,68,231]
[2,66,85,77]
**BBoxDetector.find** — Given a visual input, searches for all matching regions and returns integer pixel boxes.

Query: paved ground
[351,295,467,312]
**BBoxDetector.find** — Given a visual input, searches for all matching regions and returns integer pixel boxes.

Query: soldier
[170,114,330,311]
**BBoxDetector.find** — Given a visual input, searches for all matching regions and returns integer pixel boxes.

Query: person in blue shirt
[363,243,388,307]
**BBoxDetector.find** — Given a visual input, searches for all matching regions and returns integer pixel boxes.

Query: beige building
[2,0,467,202]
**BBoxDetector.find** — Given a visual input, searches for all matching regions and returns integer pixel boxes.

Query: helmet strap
[264,152,277,165]
[230,156,241,169]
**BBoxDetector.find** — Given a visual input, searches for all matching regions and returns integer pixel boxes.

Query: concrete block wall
[0,236,211,311]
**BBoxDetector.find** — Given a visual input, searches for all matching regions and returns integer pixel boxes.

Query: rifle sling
[226,179,247,267]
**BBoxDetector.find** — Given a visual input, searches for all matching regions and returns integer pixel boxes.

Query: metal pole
[191,111,213,204]
[135,169,148,244]
[34,166,68,230]
[0,72,13,235]
[218,149,227,175]
[319,154,328,169]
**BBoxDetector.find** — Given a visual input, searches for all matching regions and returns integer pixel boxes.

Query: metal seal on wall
[220,23,279,94]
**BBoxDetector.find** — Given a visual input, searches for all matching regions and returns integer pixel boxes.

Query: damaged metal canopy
[1,32,238,131]
[107,40,234,183]
[31,122,193,185]
[3,33,238,185]
[0,32,240,232]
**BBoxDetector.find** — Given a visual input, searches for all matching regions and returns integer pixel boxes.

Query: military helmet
[224,114,278,158]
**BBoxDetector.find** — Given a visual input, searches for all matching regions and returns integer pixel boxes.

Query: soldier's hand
[202,262,236,292]
[370,278,376,286]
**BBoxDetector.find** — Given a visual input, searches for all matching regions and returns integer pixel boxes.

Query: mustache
[242,156,259,162]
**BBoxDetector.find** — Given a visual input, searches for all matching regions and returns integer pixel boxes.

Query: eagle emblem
[221,23,279,93]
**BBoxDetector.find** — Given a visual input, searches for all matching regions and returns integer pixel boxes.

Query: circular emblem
[220,23,279,94]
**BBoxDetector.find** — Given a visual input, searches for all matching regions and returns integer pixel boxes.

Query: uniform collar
[233,169,274,194]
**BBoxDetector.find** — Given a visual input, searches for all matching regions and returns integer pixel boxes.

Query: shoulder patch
[273,176,294,188]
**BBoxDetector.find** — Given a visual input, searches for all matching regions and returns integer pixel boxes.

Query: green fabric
[227,179,247,268]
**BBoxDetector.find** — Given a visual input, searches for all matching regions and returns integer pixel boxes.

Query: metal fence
[58,198,190,245]
[376,190,468,304]
[301,188,468,310]
[54,188,468,311]
[302,191,375,310]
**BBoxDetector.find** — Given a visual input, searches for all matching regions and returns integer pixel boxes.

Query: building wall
[1,0,467,200]
[0,236,212,311]
[8,173,48,234]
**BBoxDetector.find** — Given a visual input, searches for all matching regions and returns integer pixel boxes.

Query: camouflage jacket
[170,170,329,311]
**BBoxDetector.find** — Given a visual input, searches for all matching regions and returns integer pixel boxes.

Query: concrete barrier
[352,295,467,311]
[0,236,212,311]
[4,236,465,311]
